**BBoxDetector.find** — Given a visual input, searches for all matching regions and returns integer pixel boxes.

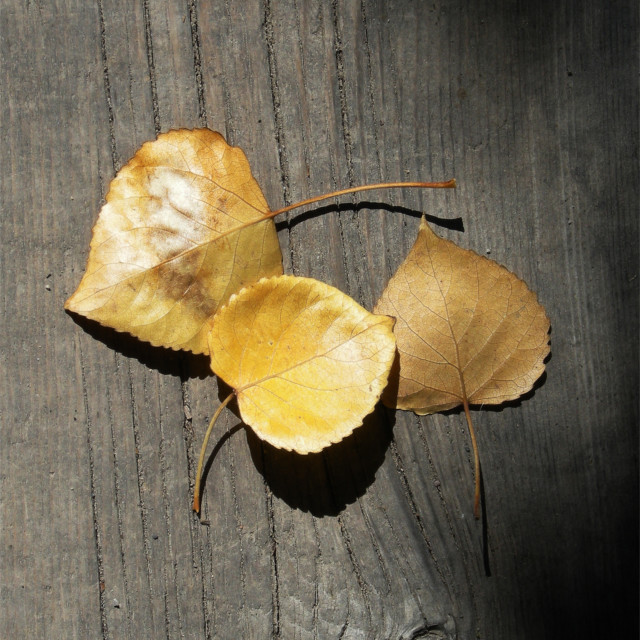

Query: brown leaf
[374,217,550,414]
[208,275,396,453]
[65,129,283,354]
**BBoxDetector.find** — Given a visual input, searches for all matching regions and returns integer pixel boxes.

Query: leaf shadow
[244,404,395,517]
[66,311,212,379]
[275,200,464,233]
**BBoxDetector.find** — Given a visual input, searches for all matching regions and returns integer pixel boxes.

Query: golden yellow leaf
[209,275,397,454]
[65,129,283,354]
[375,217,550,414]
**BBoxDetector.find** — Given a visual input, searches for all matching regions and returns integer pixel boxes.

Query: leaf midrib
[234,319,389,396]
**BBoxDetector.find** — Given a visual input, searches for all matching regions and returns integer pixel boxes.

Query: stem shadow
[275,200,464,233]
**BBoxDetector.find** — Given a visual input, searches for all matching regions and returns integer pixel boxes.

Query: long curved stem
[269,180,456,218]
[193,392,235,514]
[228,180,457,247]
[462,396,481,519]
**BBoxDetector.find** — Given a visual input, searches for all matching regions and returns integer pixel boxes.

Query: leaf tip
[418,215,437,237]
[64,290,82,315]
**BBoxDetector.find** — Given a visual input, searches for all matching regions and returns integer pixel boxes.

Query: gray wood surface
[1,1,637,638]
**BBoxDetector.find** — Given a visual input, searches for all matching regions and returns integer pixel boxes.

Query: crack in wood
[142,0,160,136]
[187,0,207,127]
[79,338,110,639]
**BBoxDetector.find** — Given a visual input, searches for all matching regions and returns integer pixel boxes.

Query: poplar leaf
[65,129,283,354]
[374,217,550,414]
[208,275,397,453]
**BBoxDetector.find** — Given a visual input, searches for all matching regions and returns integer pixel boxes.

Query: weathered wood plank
[1,2,108,637]
[1,1,637,639]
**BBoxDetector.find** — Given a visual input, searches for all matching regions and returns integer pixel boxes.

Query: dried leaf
[65,129,283,354]
[374,217,550,516]
[375,218,550,413]
[208,275,397,453]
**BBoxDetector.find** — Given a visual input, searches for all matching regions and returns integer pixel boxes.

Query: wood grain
[1,1,637,638]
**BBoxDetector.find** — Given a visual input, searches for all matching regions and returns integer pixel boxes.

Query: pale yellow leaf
[65,128,283,354]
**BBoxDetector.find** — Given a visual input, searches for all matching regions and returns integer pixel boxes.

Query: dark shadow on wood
[213,377,240,418]
[246,404,394,517]
[479,464,491,577]
[66,311,212,379]
[275,201,464,233]
[383,350,401,405]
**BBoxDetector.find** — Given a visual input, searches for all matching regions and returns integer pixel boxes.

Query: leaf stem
[193,391,235,514]
[462,396,481,519]
[269,180,457,218]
